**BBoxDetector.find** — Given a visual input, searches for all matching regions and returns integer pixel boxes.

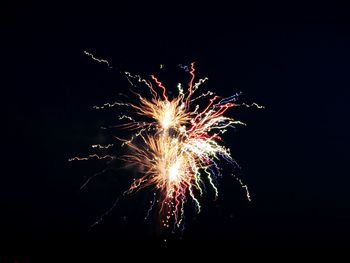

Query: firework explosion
[71,53,262,230]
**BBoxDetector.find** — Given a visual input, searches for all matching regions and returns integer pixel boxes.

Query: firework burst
[71,54,263,230]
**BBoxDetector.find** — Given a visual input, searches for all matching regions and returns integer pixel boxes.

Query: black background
[2,1,350,260]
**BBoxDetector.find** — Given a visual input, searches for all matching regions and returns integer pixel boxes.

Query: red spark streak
[185,62,196,109]
[151,75,168,101]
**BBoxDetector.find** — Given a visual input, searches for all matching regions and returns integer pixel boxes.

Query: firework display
[71,53,262,230]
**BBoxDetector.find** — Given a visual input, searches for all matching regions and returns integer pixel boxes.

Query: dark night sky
[2,1,350,260]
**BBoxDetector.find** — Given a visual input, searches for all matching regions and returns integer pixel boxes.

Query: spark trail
[83,50,112,68]
[71,55,263,231]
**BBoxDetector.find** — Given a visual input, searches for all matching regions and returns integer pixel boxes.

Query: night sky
[3,1,350,260]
